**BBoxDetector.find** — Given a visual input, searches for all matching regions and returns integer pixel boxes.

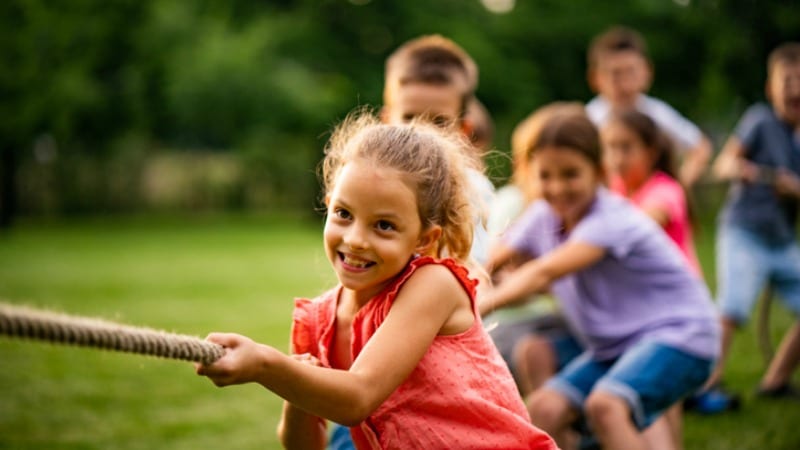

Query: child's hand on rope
[195,332,270,387]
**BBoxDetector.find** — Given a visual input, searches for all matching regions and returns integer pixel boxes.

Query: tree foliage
[1,0,798,220]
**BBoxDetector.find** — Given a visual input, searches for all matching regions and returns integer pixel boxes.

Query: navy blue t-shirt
[720,103,800,245]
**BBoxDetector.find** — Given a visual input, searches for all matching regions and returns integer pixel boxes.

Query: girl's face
[324,160,439,305]
[601,121,654,190]
[531,146,602,228]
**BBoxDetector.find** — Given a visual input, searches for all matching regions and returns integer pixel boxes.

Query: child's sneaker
[684,385,741,414]
[756,384,800,400]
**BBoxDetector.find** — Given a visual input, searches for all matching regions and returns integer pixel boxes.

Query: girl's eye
[376,220,395,231]
[334,208,351,220]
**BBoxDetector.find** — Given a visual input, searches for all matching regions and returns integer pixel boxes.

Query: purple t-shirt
[504,188,720,360]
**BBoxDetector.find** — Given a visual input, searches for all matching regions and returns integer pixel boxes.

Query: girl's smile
[324,159,437,305]
[339,252,376,270]
[532,146,602,231]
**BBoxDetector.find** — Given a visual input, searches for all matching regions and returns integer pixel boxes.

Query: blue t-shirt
[504,188,720,360]
[720,103,800,245]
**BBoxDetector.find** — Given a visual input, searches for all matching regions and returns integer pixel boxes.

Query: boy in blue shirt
[708,41,800,401]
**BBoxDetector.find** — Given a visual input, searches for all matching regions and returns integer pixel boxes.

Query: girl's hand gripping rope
[195,332,272,387]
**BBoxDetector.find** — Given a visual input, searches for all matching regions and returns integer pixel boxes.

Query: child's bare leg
[760,320,800,390]
[585,391,647,450]
[642,404,683,450]
[513,336,557,396]
[527,389,579,450]
[704,317,738,389]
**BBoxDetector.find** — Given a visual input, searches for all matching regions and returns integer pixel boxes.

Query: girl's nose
[548,179,567,196]
[344,225,369,250]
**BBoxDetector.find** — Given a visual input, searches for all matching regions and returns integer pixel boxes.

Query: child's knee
[585,391,630,429]
[527,389,573,430]
[512,336,554,372]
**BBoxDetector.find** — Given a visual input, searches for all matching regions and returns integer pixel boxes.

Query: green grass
[0,214,334,450]
[0,211,799,449]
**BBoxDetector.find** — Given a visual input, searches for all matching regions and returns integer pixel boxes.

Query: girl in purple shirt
[480,109,719,450]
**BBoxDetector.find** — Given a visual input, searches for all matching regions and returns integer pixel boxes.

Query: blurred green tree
[1,0,797,220]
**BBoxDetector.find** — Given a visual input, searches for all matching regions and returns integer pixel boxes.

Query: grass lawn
[0,211,799,449]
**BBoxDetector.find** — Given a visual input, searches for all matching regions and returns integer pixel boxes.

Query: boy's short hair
[587,26,649,70]
[385,35,478,111]
[768,42,800,78]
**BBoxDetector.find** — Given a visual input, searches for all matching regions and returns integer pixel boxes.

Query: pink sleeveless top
[292,257,556,450]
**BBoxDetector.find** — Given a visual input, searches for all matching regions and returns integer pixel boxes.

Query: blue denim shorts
[548,332,584,370]
[545,340,713,429]
[716,225,800,323]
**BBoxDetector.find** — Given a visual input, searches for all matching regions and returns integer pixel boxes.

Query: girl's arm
[679,136,713,188]
[479,240,605,316]
[197,264,471,427]
[276,354,327,450]
[640,205,669,228]
[485,240,535,279]
[277,401,327,450]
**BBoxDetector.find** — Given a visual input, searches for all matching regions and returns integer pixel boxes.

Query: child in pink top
[601,108,704,448]
[195,112,556,450]
[603,109,702,276]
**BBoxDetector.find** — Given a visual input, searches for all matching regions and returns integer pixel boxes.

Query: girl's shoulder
[572,190,657,248]
[637,172,684,201]
[291,287,340,356]
[392,257,477,300]
[292,288,339,332]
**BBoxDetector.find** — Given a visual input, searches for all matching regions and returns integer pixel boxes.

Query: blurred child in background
[486,102,585,391]
[706,42,800,404]
[382,34,495,267]
[481,108,720,450]
[585,26,712,189]
[602,109,701,275]
[601,108,706,448]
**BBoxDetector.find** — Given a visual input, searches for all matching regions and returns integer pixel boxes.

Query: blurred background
[2,2,800,448]
[1,0,798,225]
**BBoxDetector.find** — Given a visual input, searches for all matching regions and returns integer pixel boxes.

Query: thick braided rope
[0,302,224,364]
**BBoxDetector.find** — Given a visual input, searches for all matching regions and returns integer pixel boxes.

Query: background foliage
[1,0,799,222]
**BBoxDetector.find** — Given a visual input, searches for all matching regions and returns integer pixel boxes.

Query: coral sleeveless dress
[292,256,557,450]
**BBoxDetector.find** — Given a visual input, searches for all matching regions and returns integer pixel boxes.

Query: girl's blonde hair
[321,110,475,261]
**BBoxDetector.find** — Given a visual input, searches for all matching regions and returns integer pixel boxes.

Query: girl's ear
[587,68,600,94]
[460,118,474,140]
[416,225,442,256]
[597,165,609,186]
[641,61,654,92]
[379,105,391,124]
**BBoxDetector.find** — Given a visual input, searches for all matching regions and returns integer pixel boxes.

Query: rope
[0,302,224,364]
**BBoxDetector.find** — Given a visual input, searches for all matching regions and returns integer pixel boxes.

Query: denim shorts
[548,332,584,370]
[545,340,713,429]
[489,311,580,373]
[716,225,800,323]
